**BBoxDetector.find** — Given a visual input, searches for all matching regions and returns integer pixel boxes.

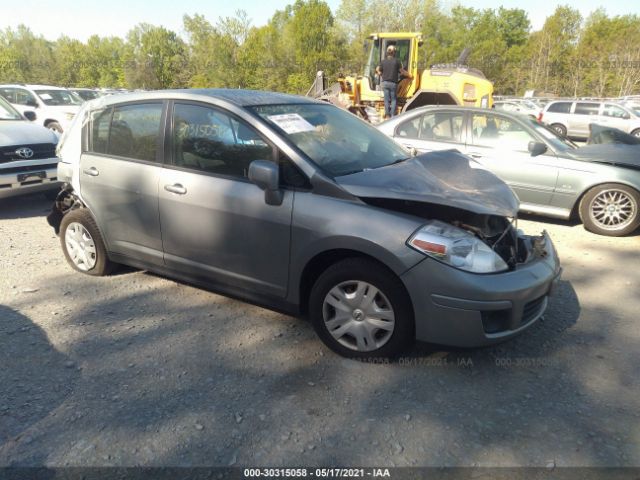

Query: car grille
[0,143,57,164]
[521,295,547,326]
[0,162,58,174]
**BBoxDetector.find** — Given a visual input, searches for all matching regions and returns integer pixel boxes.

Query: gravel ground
[0,193,639,467]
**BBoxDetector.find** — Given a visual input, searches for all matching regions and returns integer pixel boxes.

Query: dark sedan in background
[378,107,640,236]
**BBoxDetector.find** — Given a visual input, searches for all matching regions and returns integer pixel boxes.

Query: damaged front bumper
[401,231,561,347]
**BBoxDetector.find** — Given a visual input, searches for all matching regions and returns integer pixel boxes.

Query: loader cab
[364,34,416,91]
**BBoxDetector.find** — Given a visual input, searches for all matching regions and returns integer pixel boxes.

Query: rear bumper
[0,162,60,199]
[402,232,562,347]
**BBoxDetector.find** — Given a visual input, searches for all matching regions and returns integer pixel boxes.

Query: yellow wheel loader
[308,32,494,123]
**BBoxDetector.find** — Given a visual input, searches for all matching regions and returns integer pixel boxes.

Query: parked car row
[539,100,640,139]
[494,96,640,140]
[0,84,133,134]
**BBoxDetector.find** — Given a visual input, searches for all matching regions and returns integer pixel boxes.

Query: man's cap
[386,45,396,53]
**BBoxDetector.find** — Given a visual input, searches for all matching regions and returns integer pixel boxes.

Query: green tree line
[1,0,639,97]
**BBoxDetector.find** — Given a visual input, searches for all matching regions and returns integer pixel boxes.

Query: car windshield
[252,103,409,177]
[74,90,101,101]
[518,100,540,110]
[526,119,578,150]
[35,89,83,106]
[0,95,23,120]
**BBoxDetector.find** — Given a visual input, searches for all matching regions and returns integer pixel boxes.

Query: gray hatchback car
[48,90,561,358]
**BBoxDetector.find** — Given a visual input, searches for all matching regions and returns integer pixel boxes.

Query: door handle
[82,167,99,177]
[164,183,187,195]
[468,152,483,159]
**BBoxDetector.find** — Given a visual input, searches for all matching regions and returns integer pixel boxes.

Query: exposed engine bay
[362,198,547,270]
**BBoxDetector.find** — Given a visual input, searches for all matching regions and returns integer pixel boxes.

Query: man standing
[376,45,411,119]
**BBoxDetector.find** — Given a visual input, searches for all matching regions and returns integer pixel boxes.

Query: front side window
[34,89,82,106]
[574,103,599,116]
[108,103,163,162]
[602,104,630,119]
[252,104,408,177]
[173,103,273,178]
[470,114,535,151]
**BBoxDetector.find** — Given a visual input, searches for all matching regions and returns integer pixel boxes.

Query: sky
[0,0,638,42]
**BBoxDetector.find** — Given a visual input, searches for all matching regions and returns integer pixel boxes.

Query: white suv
[0,84,82,133]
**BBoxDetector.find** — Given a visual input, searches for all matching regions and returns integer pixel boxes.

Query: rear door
[158,101,294,298]
[79,102,166,265]
[463,112,559,206]
[391,110,466,153]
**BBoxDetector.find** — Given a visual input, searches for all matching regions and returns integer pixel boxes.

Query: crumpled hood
[587,124,640,145]
[0,120,59,146]
[566,143,640,169]
[336,150,520,217]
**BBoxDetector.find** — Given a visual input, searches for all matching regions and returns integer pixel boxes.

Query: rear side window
[546,102,571,113]
[90,109,111,154]
[574,103,599,116]
[108,104,163,162]
[416,111,464,142]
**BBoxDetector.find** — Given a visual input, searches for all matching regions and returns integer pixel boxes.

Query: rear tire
[551,123,567,137]
[579,184,640,236]
[309,258,414,359]
[60,208,114,275]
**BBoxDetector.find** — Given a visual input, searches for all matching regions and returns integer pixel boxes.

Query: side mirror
[23,110,37,121]
[248,160,283,206]
[528,141,548,157]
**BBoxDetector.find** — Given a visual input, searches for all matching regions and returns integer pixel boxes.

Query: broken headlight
[407,220,509,274]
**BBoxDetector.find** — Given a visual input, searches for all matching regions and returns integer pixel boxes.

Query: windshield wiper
[389,157,412,166]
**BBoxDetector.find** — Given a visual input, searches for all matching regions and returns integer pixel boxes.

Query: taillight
[537,111,543,122]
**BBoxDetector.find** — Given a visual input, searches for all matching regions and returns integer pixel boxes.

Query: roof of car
[89,89,319,108]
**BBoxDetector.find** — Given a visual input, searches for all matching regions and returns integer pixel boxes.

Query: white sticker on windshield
[39,93,52,100]
[267,113,315,134]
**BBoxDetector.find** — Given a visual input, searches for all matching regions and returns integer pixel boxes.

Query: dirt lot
[0,193,639,467]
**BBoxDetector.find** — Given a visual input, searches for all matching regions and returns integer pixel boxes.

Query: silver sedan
[378,106,640,236]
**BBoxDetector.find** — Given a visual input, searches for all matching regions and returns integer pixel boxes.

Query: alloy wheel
[589,188,637,231]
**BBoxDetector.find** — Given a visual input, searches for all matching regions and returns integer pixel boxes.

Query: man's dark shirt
[378,57,403,83]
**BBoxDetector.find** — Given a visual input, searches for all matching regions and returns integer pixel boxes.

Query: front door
[464,112,559,206]
[79,102,165,265]
[158,102,293,298]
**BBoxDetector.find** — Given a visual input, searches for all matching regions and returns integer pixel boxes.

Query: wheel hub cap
[322,280,396,352]
[64,222,97,271]
[590,189,636,231]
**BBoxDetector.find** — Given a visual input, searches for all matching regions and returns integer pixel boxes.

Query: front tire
[309,258,414,358]
[60,208,114,275]
[579,184,640,236]
[631,128,640,138]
